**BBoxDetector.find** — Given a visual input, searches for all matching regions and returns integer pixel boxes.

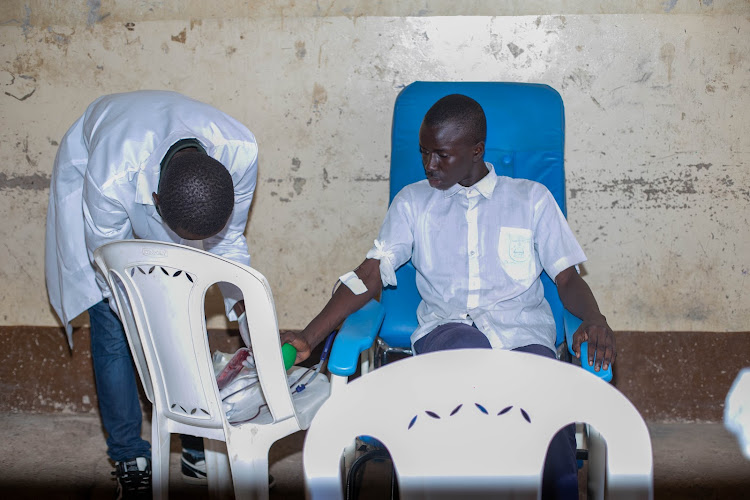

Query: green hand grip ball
[282,343,297,370]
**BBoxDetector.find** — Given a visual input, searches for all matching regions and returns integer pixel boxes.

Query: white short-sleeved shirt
[45,90,258,346]
[366,163,586,352]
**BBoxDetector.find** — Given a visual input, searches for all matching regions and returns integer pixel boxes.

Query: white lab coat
[45,90,258,347]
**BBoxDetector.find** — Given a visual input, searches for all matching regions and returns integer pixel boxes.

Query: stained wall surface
[1,1,748,334]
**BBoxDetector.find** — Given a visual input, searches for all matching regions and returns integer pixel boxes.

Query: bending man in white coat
[45,90,258,498]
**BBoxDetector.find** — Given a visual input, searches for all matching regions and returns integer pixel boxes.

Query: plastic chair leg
[150,411,170,500]
[587,425,606,500]
[226,438,274,500]
[205,438,233,499]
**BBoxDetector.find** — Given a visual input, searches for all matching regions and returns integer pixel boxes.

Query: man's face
[419,121,486,191]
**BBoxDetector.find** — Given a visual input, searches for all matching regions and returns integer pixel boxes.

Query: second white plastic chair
[94,240,329,500]
[304,348,652,500]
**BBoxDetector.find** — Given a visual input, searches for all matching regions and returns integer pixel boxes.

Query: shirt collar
[443,162,497,199]
[135,134,208,205]
[157,138,207,195]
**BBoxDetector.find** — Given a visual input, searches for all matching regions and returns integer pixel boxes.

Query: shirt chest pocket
[498,227,535,281]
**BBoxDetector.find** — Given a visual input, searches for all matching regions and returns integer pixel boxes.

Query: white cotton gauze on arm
[338,271,368,295]
[365,240,397,287]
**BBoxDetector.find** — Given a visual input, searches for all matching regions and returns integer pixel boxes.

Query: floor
[1,413,749,499]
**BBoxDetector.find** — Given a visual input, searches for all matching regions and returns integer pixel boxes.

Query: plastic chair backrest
[93,240,297,434]
[380,82,568,347]
[95,240,332,499]
[304,348,652,500]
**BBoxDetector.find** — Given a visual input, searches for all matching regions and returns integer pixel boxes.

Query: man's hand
[233,301,250,347]
[571,314,616,371]
[232,300,246,318]
[238,311,251,347]
[555,266,616,372]
[280,330,314,364]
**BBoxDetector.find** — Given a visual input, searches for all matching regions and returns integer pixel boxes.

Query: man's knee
[414,323,491,354]
[513,343,556,359]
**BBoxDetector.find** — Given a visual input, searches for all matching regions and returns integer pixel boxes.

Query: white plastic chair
[304,348,653,500]
[725,368,750,460]
[93,240,330,500]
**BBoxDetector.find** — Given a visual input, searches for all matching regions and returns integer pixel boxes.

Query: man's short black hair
[158,152,234,239]
[422,94,487,145]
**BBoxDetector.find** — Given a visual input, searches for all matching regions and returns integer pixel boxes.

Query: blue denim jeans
[88,300,151,462]
[89,300,205,462]
[414,323,579,500]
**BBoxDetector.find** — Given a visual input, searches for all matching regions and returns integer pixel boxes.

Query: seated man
[284,94,615,499]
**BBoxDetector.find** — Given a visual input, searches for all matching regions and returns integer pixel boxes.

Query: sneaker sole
[180,460,274,490]
[181,454,207,486]
[180,472,274,489]
[181,473,208,485]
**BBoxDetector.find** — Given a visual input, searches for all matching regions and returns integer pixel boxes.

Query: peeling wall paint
[0,172,51,190]
[0,7,748,334]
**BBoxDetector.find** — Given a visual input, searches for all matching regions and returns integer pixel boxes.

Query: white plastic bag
[212,349,330,425]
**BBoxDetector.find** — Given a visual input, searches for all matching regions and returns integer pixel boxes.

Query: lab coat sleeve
[82,172,133,300]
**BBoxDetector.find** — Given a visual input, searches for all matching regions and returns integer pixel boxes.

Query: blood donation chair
[326,81,612,381]
[321,82,623,498]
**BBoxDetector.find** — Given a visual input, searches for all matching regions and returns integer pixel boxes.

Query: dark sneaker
[181,448,207,484]
[113,456,151,499]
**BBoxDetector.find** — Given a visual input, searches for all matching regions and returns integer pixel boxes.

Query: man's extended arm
[555,266,616,371]
[281,258,383,362]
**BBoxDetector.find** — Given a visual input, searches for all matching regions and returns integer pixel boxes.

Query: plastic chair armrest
[327,299,385,377]
[564,308,613,383]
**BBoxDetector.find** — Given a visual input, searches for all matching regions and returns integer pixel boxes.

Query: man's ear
[473,141,485,161]
[152,192,162,216]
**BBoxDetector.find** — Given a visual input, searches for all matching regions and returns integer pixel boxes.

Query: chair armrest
[564,309,613,383]
[327,299,386,377]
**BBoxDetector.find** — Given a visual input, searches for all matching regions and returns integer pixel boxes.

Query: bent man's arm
[555,266,616,371]
[281,258,383,363]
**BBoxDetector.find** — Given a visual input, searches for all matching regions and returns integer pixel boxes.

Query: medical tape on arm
[365,239,398,287]
[337,271,368,295]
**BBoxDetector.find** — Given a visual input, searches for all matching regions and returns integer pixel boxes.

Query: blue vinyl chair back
[380,81,567,348]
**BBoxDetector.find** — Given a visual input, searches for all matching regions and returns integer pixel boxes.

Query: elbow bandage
[365,240,397,287]
[338,271,368,295]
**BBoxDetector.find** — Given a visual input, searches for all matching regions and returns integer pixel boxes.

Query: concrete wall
[1,1,748,337]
